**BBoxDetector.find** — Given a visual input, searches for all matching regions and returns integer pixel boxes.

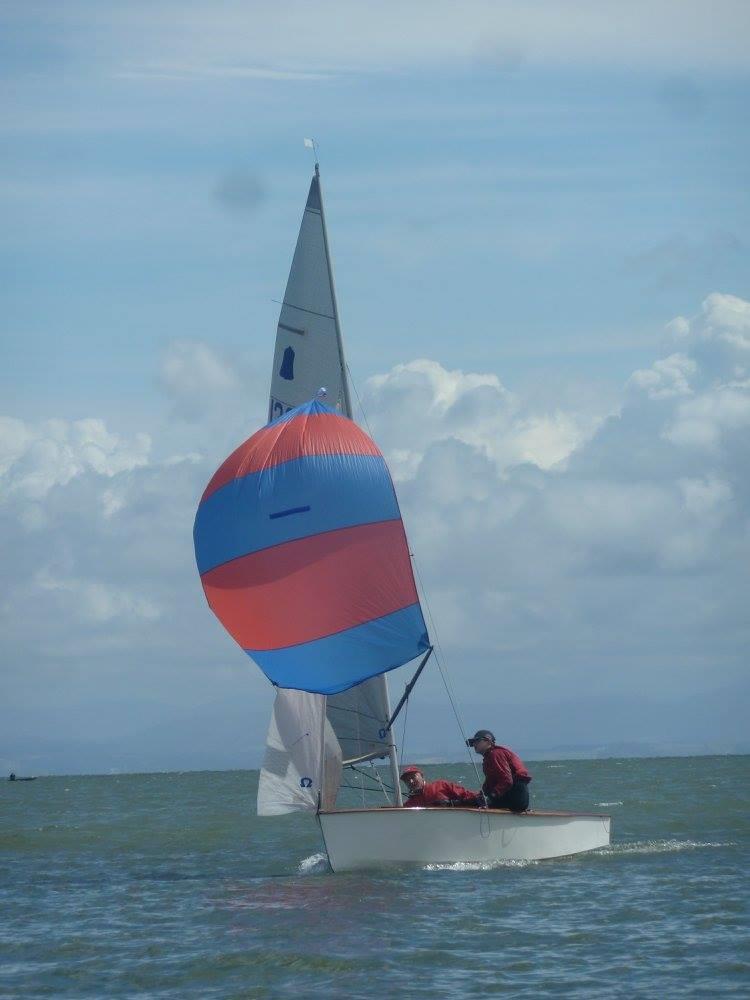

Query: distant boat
[8,773,36,781]
[193,158,611,871]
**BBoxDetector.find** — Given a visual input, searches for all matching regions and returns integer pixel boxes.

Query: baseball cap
[466,729,495,747]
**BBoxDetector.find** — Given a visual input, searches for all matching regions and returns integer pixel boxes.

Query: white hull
[318,807,611,871]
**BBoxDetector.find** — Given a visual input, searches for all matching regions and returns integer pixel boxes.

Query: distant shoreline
[5,749,748,780]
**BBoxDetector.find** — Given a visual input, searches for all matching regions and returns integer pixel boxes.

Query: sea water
[1,756,748,998]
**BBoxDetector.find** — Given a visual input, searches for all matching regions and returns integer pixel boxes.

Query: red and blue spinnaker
[193,399,430,694]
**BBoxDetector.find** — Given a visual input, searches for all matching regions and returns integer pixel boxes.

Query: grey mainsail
[268,172,351,423]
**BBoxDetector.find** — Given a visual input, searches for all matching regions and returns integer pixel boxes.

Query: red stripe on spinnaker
[200,520,418,651]
[202,412,381,502]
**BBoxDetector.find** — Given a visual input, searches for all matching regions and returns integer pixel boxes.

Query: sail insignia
[279,346,296,381]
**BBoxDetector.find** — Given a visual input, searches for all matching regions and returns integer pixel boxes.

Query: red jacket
[481,746,532,798]
[404,779,478,808]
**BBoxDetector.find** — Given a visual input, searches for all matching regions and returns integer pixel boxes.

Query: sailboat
[194,160,611,871]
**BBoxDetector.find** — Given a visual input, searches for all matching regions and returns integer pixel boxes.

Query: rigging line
[340,780,391,795]
[345,363,376,440]
[369,760,393,803]
[340,781,392,793]
[411,555,484,786]
[348,764,394,795]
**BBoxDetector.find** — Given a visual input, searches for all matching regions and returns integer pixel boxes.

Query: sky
[2,1,749,775]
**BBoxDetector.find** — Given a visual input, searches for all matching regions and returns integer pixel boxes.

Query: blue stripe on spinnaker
[194,452,398,575]
[245,604,430,695]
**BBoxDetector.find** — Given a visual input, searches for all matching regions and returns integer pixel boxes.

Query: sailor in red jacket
[466,729,532,812]
[400,765,480,808]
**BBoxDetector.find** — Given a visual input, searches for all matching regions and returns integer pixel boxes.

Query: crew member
[467,730,532,812]
[400,765,479,808]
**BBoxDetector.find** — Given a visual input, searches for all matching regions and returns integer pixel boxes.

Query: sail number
[269,397,296,422]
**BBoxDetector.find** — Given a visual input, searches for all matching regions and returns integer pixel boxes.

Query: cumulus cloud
[156,340,270,472]
[361,295,749,710]
[35,568,161,625]
[627,353,697,400]
[159,339,242,420]
[0,414,212,679]
[653,294,750,452]
[2,292,748,770]
[161,339,237,394]
[362,358,597,478]
[667,292,750,364]
[0,416,150,501]
[665,387,750,450]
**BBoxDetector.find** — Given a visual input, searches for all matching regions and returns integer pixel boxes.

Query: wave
[596,801,623,806]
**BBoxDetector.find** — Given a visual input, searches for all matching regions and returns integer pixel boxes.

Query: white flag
[303,137,314,148]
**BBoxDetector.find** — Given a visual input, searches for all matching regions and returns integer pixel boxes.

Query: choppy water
[2,756,748,998]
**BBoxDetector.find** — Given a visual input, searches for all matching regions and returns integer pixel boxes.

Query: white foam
[602,839,735,856]
[298,852,329,875]
[597,801,623,806]
[423,859,538,872]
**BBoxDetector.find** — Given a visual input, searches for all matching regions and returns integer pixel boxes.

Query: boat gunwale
[319,806,611,819]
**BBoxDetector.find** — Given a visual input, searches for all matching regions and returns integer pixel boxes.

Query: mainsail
[268,171,350,422]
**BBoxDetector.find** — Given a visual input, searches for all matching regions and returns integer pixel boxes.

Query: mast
[380,661,404,806]
[316,163,403,806]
